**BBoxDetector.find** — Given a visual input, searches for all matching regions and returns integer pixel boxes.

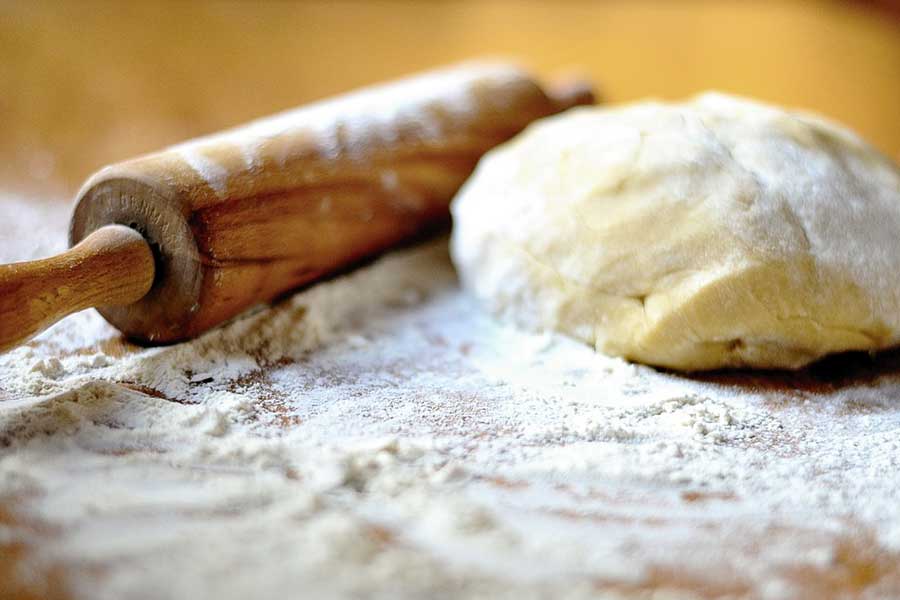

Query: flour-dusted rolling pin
[0,62,594,352]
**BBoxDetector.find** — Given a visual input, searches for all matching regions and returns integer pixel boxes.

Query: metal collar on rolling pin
[0,61,595,353]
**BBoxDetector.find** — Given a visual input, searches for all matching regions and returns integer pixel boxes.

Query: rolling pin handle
[547,76,598,112]
[0,225,156,353]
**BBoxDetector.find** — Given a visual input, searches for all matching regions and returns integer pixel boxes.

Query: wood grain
[68,63,593,345]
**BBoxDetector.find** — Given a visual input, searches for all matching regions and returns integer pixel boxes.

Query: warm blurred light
[1,0,898,194]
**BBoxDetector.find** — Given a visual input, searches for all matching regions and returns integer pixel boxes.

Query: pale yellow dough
[450,93,900,371]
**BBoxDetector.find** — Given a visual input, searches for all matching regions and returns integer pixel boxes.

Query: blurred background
[1,0,898,196]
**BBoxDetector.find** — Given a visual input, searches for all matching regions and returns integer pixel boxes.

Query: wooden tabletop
[1,0,898,194]
[2,198,900,599]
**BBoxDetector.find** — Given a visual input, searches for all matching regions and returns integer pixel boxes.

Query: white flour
[2,195,900,599]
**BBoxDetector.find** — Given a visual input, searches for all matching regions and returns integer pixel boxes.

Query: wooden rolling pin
[0,62,594,352]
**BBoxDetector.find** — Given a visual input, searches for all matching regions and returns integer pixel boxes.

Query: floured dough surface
[451,93,900,370]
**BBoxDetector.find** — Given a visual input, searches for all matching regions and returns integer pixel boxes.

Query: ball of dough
[450,93,900,371]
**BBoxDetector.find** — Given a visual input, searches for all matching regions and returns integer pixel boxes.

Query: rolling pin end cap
[548,75,599,111]
[69,174,203,344]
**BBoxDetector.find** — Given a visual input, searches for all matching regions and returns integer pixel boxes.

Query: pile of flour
[2,195,900,599]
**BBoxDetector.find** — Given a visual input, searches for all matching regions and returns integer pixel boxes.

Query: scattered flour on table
[1,195,900,599]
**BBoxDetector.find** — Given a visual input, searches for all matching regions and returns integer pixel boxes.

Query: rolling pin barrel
[7,62,594,350]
